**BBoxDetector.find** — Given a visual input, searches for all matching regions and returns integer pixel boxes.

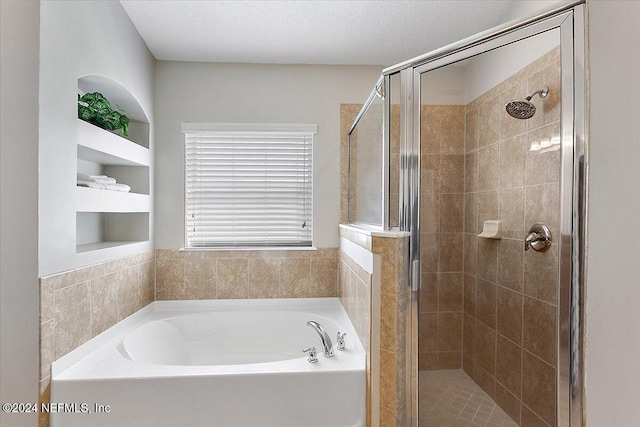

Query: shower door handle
[411,259,421,291]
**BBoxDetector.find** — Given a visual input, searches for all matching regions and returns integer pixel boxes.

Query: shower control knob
[524,223,552,252]
[303,347,318,363]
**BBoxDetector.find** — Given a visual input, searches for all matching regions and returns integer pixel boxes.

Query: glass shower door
[393,6,585,427]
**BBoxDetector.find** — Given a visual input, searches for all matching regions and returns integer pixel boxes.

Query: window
[182,123,316,248]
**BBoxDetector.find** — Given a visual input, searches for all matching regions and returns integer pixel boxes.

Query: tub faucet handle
[337,332,347,351]
[303,347,318,363]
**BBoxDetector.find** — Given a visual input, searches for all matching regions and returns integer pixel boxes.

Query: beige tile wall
[339,250,372,354]
[339,227,409,427]
[373,235,409,427]
[39,248,337,427]
[338,246,372,427]
[462,46,561,426]
[155,249,338,300]
[419,104,467,371]
[38,251,155,427]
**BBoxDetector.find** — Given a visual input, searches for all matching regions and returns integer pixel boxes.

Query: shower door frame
[385,2,587,426]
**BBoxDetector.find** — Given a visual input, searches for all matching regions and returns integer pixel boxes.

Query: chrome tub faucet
[306,321,334,358]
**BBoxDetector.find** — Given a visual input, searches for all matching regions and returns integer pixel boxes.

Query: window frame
[182,122,317,250]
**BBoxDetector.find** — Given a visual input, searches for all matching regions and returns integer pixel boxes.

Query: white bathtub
[50,298,366,427]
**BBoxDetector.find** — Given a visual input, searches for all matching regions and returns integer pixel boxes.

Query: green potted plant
[78,92,130,136]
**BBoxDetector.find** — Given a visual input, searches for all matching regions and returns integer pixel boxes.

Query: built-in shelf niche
[76,212,149,252]
[77,157,150,195]
[76,74,151,265]
[78,74,150,148]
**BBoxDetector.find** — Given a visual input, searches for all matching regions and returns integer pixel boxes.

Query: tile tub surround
[38,251,155,427]
[155,248,338,300]
[340,225,410,427]
[339,248,372,427]
[39,248,336,427]
[462,47,561,426]
[339,250,372,356]
[419,104,467,372]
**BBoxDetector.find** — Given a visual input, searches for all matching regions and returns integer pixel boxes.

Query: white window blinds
[183,123,316,248]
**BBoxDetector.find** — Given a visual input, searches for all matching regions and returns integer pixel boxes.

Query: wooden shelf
[77,119,150,166]
[75,186,150,212]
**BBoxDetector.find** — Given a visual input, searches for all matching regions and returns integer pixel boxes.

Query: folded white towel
[77,180,131,193]
[77,173,117,184]
[77,180,105,189]
[96,177,116,184]
[103,183,131,193]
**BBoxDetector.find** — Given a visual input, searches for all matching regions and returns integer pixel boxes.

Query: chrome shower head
[505,100,537,119]
[505,87,549,119]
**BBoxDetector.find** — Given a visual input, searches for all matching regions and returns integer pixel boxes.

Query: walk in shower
[346,2,585,426]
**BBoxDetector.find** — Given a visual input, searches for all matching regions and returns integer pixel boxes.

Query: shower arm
[525,87,549,101]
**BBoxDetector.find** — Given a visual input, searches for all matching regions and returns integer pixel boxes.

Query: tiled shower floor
[419,370,518,427]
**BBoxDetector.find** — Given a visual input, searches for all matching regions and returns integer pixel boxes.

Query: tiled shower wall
[462,47,561,426]
[418,105,467,371]
[38,251,155,427]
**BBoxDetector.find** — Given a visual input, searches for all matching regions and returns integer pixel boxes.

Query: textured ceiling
[120,1,517,66]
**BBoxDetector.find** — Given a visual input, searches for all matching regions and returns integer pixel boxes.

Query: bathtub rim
[52,297,366,380]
